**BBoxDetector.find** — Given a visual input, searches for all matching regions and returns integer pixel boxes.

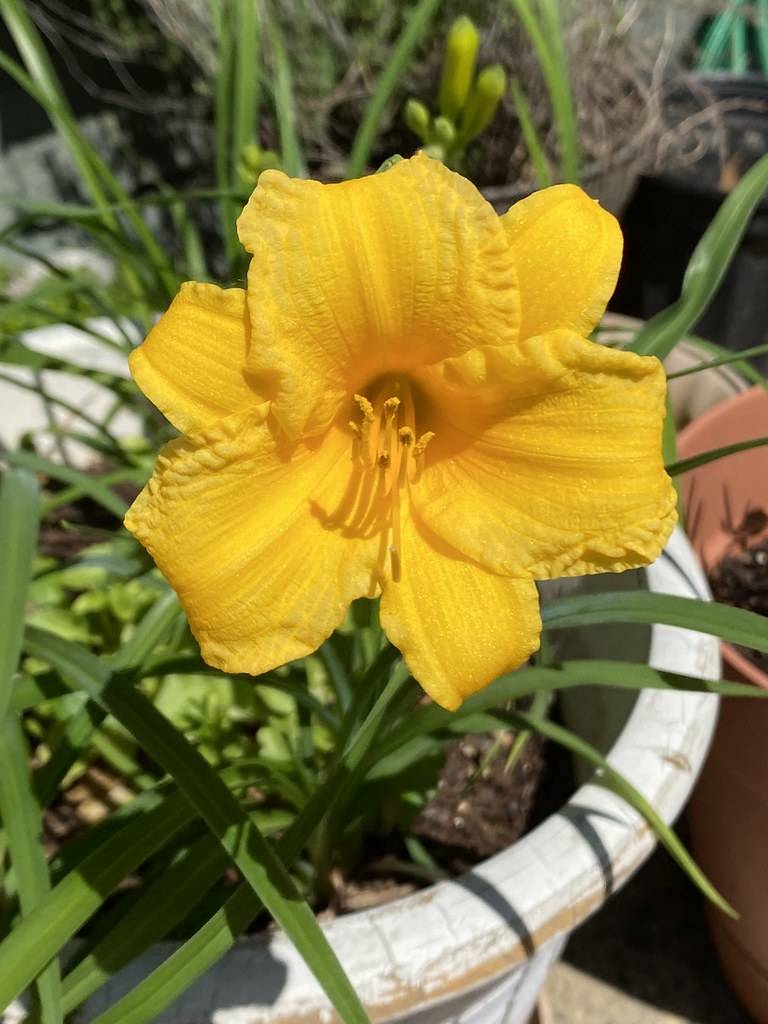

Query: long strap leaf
[628,152,768,359]
[22,628,371,1024]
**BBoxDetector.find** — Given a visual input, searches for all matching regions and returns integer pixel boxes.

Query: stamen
[343,381,434,585]
[414,431,435,459]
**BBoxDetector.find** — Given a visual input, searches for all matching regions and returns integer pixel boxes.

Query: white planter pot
[39,528,716,1024]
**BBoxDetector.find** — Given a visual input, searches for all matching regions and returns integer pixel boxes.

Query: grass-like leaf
[346,0,443,179]
[23,627,371,1024]
[0,468,39,719]
[0,716,62,1022]
[667,436,768,476]
[488,708,736,917]
[629,152,768,359]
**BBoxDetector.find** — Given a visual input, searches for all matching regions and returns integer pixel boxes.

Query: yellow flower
[125,153,676,710]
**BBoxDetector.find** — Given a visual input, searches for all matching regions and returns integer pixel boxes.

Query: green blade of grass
[60,834,226,1013]
[0,716,62,1022]
[0,468,39,719]
[346,0,443,179]
[506,0,580,183]
[542,590,768,649]
[510,78,553,188]
[666,436,768,476]
[377,659,765,758]
[2,450,128,519]
[266,8,305,177]
[628,153,768,359]
[0,785,196,1009]
[665,341,768,379]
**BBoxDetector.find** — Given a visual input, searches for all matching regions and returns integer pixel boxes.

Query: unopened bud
[458,64,506,144]
[404,98,431,142]
[439,16,480,122]
[432,116,456,149]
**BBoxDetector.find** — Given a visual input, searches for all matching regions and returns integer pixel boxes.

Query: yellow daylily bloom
[126,152,676,711]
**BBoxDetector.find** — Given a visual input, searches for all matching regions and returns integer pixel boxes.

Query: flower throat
[346,378,434,584]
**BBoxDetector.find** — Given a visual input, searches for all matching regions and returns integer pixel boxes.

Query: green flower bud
[432,115,456,149]
[458,63,506,144]
[439,16,480,122]
[404,98,431,142]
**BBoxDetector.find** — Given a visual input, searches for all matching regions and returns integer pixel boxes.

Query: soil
[709,535,768,672]
[38,471,140,560]
[411,726,571,869]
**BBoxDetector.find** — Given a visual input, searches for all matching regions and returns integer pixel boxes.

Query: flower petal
[129,283,265,435]
[125,414,377,674]
[380,510,541,710]
[236,152,519,439]
[412,331,677,580]
[502,185,622,340]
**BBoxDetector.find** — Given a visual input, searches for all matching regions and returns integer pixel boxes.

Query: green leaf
[542,590,768,652]
[2,450,128,518]
[666,436,768,476]
[0,717,62,1022]
[377,659,765,758]
[628,153,768,359]
[83,661,414,1024]
[0,777,194,1010]
[0,468,39,719]
[506,0,580,183]
[510,78,553,187]
[23,629,371,1024]
[492,708,736,916]
[60,834,226,1013]
[267,8,305,177]
[346,0,443,179]
[665,341,768,380]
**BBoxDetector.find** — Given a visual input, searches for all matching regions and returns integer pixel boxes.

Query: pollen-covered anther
[414,431,435,458]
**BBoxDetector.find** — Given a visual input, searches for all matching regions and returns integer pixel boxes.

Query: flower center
[346,378,434,584]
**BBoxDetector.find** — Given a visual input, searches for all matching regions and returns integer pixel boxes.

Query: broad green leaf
[346,0,443,178]
[629,153,768,359]
[0,468,39,719]
[0,717,61,1022]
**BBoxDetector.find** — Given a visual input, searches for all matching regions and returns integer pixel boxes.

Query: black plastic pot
[612,73,768,368]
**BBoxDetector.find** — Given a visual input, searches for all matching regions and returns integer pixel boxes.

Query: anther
[354,394,374,421]
[398,427,414,446]
[378,452,391,468]
[414,431,435,458]
[383,396,401,416]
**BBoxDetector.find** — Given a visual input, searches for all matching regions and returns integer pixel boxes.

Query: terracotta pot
[679,386,768,1023]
